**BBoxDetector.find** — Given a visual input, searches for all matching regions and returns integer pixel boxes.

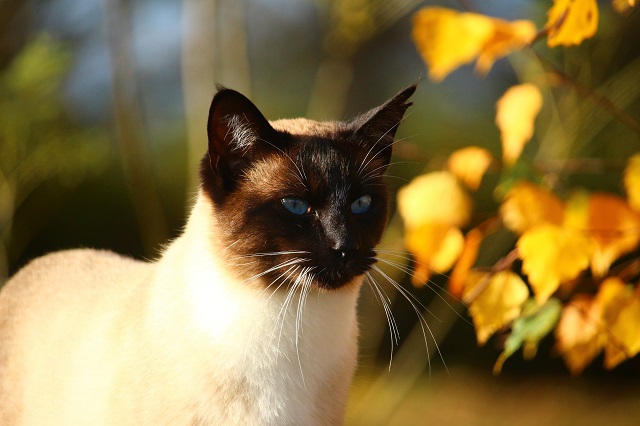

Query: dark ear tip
[215,83,229,92]
[211,86,244,106]
[395,83,418,105]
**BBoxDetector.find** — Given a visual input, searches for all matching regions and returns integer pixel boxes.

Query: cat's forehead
[271,117,358,176]
[270,118,344,137]
[242,137,356,201]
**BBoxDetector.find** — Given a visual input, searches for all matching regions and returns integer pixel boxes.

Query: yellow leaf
[555,295,603,375]
[496,84,543,166]
[412,8,491,81]
[430,227,465,275]
[447,146,493,190]
[412,7,536,81]
[605,293,640,369]
[557,278,638,373]
[546,0,599,47]
[464,270,529,345]
[597,277,632,326]
[588,194,640,277]
[398,171,472,230]
[399,171,471,286]
[612,0,635,13]
[624,153,640,211]
[566,193,640,276]
[500,181,565,234]
[404,223,464,286]
[518,224,591,304]
[475,19,539,75]
[598,278,636,369]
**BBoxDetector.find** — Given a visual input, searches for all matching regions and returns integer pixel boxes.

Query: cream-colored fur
[0,193,360,425]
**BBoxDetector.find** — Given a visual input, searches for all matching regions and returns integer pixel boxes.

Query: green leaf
[493,298,562,374]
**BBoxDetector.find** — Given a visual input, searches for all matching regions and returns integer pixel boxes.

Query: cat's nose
[332,242,360,263]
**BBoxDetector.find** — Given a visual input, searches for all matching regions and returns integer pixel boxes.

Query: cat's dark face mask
[200,84,415,291]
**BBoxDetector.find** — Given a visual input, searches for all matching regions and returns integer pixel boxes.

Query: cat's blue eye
[351,194,372,214]
[281,197,310,215]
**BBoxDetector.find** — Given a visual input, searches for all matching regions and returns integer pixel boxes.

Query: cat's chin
[313,274,366,292]
[312,256,376,291]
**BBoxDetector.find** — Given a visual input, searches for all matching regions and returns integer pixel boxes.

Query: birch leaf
[605,294,640,369]
[555,295,603,375]
[465,270,529,345]
[566,192,640,276]
[518,224,591,304]
[500,181,564,234]
[447,146,493,190]
[546,0,599,47]
[596,277,635,369]
[496,84,543,166]
[494,298,561,374]
[399,171,472,286]
[412,7,536,81]
[404,223,464,285]
[398,171,472,229]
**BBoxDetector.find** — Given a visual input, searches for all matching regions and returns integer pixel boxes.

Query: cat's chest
[149,214,361,424]
[179,279,360,425]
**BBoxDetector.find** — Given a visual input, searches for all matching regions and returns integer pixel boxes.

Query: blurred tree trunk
[216,0,251,95]
[309,0,422,120]
[0,0,29,69]
[182,0,217,195]
[182,0,253,196]
[103,0,168,256]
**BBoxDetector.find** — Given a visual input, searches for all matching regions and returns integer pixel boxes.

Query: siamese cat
[0,83,416,425]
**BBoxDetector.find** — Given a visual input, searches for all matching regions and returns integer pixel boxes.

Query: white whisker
[261,265,300,299]
[371,264,450,378]
[237,250,311,259]
[242,257,309,284]
[374,257,472,327]
[294,267,316,389]
[360,160,411,182]
[366,272,400,370]
[222,239,242,252]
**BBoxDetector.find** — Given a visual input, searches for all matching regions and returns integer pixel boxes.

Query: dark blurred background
[1,0,640,424]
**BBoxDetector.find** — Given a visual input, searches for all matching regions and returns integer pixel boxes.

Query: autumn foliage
[404,0,640,374]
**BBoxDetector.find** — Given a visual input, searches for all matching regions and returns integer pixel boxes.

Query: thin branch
[612,257,640,285]
[534,158,628,175]
[462,248,520,304]
[534,52,640,137]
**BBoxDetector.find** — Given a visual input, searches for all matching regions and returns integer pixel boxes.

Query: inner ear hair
[206,88,279,183]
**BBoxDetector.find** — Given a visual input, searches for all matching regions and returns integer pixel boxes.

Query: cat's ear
[207,87,279,184]
[351,83,417,169]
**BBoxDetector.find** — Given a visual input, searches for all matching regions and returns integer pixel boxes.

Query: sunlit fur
[0,85,416,425]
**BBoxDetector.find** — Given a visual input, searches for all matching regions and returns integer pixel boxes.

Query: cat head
[200,84,416,291]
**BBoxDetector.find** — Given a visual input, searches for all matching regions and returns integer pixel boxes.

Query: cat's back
[0,248,153,341]
[1,248,150,312]
[0,249,153,425]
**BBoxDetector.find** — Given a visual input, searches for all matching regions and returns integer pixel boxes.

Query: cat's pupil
[351,194,372,214]
[282,197,310,215]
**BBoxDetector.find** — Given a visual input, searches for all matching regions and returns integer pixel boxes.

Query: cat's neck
[153,190,362,340]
